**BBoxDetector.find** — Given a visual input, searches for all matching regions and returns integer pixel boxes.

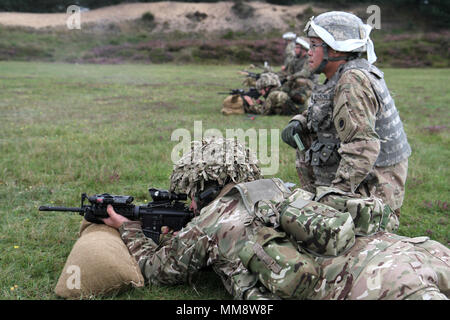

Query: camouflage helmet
[303,11,377,71]
[304,11,369,52]
[169,137,263,198]
[255,72,281,90]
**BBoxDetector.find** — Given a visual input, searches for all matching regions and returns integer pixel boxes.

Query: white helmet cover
[304,11,377,64]
[295,37,310,50]
[283,32,297,41]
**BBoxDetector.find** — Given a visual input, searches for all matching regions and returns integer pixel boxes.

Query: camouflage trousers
[358,159,409,215]
[315,186,400,235]
[310,232,450,300]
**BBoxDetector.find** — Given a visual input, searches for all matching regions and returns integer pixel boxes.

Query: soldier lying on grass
[98,137,449,300]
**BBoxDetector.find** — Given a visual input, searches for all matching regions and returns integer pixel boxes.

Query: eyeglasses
[309,42,324,52]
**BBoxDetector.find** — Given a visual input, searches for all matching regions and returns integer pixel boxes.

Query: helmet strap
[314,43,354,74]
[313,43,330,74]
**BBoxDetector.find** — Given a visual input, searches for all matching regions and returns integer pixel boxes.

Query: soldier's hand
[102,204,130,229]
[243,95,254,106]
[281,120,303,149]
[159,226,179,243]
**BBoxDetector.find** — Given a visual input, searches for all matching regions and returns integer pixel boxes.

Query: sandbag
[54,220,145,299]
[221,94,245,115]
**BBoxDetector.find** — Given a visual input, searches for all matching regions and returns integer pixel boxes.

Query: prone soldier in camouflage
[102,137,448,300]
[243,72,301,116]
[281,12,411,222]
[104,137,318,299]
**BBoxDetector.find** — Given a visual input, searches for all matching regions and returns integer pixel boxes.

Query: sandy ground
[0,1,319,32]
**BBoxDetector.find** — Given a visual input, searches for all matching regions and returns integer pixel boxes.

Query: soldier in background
[282,31,297,72]
[279,37,311,81]
[282,12,411,222]
[279,37,318,114]
[239,32,298,89]
[103,137,449,300]
[243,72,300,115]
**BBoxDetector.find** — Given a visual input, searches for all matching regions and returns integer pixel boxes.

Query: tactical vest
[305,58,411,186]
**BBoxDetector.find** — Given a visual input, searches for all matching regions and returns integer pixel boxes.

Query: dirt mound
[0,1,320,32]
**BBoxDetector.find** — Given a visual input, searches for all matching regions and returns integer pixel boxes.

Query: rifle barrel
[39,206,84,213]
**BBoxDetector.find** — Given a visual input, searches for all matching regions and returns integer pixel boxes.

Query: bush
[186,11,208,22]
[141,12,155,22]
[231,1,255,19]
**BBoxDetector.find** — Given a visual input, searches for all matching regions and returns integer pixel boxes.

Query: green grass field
[0,61,449,299]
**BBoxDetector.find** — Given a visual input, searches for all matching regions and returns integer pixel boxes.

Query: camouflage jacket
[279,55,316,84]
[291,59,410,211]
[119,182,284,299]
[283,41,296,67]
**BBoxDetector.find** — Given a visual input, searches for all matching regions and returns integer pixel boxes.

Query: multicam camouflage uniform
[120,138,321,299]
[286,12,411,216]
[283,32,297,69]
[118,138,449,300]
[246,73,300,116]
[279,55,317,114]
[120,179,321,299]
[310,231,449,300]
[278,38,318,114]
[119,181,449,300]
[247,90,299,116]
[279,186,449,300]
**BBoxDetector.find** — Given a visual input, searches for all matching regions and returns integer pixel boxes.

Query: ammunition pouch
[305,140,340,167]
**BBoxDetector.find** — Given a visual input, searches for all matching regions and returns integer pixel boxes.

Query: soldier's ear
[329,49,349,59]
[328,48,337,55]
